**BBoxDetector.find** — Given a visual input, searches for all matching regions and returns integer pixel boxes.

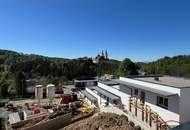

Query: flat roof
[100,80,119,86]
[113,79,177,97]
[74,78,98,83]
[81,90,97,102]
[63,85,75,89]
[92,86,120,100]
[133,76,190,88]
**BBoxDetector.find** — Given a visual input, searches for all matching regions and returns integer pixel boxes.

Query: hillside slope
[141,55,190,77]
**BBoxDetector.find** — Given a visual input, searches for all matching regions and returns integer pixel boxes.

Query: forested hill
[2,49,190,80]
[141,55,190,78]
[0,49,120,80]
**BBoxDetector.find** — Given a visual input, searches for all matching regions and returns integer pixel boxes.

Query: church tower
[101,50,105,57]
[105,50,108,59]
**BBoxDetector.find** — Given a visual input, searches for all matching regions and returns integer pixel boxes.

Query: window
[134,89,138,96]
[157,96,168,109]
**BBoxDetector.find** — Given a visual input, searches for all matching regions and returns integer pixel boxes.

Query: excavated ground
[61,113,142,130]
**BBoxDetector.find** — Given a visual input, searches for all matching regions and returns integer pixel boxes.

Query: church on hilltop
[92,50,109,64]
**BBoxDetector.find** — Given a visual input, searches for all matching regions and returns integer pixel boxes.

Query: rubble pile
[62,113,142,130]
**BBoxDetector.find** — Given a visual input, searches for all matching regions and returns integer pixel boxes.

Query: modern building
[80,90,98,107]
[82,75,190,129]
[74,77,98,90]
[98,76,190,125]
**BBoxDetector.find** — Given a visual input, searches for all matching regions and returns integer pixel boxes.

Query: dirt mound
[61,113,142,130]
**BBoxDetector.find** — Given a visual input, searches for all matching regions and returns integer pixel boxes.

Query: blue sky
[0,0,190,61]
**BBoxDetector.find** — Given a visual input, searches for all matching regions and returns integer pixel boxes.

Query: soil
[61,113,143,130]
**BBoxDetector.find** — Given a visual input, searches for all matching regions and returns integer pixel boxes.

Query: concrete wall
[98,83,131,110]
[144,91,180,124]
[119,77,181,124]
[120,77,181,96]
[86,87,107,106]
[180,88,190,123]
[98,81,180,124]
[23,113,72,130]
[46,85,55,98]
[35,86,43,99]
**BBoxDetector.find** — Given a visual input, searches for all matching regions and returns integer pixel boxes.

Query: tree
[141,55,190,78]
[117,58,139,76]
[0,73,8,97]
[15,72,27,97]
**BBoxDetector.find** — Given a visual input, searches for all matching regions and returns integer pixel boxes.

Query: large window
[157,96,168,109]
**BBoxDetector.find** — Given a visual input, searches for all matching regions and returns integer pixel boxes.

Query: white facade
[120,77,190,124]
[97,77,190,126]
[179,88,190,123]
[98,82,130,109]
[120,77,181,125]
[46,84,55,98]
[35,85,43,99]
[120,77,181,96]
[86,87,107,106]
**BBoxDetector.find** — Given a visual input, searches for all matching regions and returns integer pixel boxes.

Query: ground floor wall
[144,91,180,125]
[180,88,190,124]
[98,82,180,125]
[86,87,107,106]
[98,83,131,110]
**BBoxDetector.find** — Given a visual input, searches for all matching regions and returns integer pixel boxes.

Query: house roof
[112,79,177,97]
[92,86,120,100]
[133,76,190,88]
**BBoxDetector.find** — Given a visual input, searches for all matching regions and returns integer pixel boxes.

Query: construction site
[0,86,141,130]
[3,76,189,130]
[0,79,145,130]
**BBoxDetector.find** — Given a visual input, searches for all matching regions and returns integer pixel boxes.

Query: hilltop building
[92,50,109,64]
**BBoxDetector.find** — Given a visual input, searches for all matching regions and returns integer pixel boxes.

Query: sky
[0,0,190,62]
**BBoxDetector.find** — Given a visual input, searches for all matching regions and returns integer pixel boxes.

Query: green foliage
[0,73,9,97]
[97,60,120,76]
[141,55,190,77]
[15,72,27,97]
[8,84,16,95]
[0,49,120,81]
[117,58,139,76]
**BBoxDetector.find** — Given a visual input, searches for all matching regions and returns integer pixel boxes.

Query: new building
[82,75,190,129]
[114,76,190,126]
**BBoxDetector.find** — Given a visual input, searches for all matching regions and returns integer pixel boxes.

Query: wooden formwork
[129,97,169,130]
